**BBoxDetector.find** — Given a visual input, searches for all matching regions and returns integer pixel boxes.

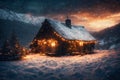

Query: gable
[34,19,62,41]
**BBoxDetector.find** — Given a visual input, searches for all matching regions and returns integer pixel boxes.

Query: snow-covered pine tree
[11,31,29,56]
[1,40,11,56]
[30,39,40,53]
[0,31,27,60]
[9,31,23,59]
[0,40,12,60]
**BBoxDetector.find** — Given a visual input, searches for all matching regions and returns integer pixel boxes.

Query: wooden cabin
[30,18,96,56]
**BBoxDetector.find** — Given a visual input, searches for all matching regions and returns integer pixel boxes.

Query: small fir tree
[10,31,22,55]
[1,40,11,56]
[0,31,27,60]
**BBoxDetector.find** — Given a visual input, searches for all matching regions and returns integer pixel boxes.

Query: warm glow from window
[51,42,56,47]
[43,41,47,44]
[79,42,83,46]
[38,39,58,48]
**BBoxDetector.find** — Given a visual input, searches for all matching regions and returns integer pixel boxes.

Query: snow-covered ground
[0,50,120,80]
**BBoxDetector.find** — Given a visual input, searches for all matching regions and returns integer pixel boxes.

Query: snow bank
[0,50,120,80]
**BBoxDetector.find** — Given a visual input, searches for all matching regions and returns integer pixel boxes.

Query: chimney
[65,16,71,28]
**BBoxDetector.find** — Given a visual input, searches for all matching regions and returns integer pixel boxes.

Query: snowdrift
[0,50,120,80]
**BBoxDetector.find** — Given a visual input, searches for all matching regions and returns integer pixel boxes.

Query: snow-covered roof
[45,19,96,41]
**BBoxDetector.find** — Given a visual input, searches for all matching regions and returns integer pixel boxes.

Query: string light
[51,42,56,47]
[37,39,58,47]
[30,31,96,54]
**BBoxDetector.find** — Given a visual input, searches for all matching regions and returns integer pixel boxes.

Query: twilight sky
[0,0,120,31]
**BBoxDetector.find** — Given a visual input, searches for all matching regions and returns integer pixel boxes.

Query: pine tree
[0,40,12,60]
[30,39,39,53]
[0,31,27,60]
[1,40,11,56]
[9,31,25,60]
[10,31,21,53]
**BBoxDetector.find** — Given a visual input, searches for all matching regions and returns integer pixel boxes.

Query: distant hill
[92,23,120,50]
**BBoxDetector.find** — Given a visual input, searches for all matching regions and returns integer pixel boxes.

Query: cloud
[0,0,120,31]
[0,0,120,15]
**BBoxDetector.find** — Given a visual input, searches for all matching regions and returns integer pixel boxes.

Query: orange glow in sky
[71,12,120,31]
[49,12,120,32]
